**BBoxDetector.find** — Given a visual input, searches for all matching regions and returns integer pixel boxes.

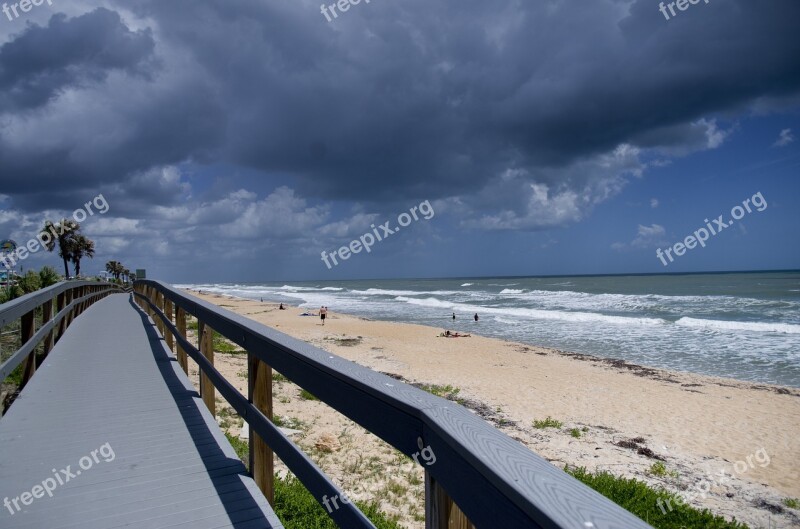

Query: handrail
[134,279,654,529]
[0,281,123,397]
[134,289,376,529]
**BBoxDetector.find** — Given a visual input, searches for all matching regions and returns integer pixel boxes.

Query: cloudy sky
[0,0,798,282]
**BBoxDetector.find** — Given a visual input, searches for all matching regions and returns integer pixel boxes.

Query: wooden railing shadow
[128,296,283,528]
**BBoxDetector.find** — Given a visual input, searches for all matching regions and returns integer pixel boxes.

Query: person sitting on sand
[279,303,285,310]
[438,331,471,338]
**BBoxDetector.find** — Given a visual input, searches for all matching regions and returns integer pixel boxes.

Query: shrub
[39,266,61,287]
[17,271,41,294]
[565,466,748,529]
[532,416,563,429]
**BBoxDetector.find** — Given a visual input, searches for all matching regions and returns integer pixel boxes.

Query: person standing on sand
[474,313,479,322]
[320,306,327,325]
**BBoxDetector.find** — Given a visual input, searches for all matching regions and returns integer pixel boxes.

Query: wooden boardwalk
[0,294,281,528]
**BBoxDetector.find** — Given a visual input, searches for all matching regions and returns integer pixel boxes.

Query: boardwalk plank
[0,294,282,529]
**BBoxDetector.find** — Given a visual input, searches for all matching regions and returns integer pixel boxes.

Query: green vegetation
[224,432,250,469]
[532,416,563,429]
[273,372,288,383]
[272,415,308,430]
[417,383,465,404]
[565,466,749,529]
[17,270,41,294]
[213,333,245,354]
[223,433,404,528]
[275,475,404,529]
[570,428,581,438]
[783,498,799,509]
[0,265,64,303]
[38,266,60,288]
[648,462,679,479]
[300,389,319,401]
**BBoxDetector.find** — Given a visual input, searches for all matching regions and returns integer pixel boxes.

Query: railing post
[55,292,66,341]
[20,310,36,388]
[77,287,85,315]
[176,307,188,374]
[165,298,174,352]
[153,291,162,334]
[198,322,216,416]
[42,297,55,357]
[148,287,156,320]
[250,356,274,505]
[425,473,475,529]
[64,288,74,327]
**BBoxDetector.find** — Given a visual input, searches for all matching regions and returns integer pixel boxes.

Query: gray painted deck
[0,294,282,529]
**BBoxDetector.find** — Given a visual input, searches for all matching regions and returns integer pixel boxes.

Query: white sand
[182,291,800,528]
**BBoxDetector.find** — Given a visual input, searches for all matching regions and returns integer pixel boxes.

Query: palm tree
[122,268,131,284]
[40,219,80,277]
[105,261,124,281]
[67,235,95,278]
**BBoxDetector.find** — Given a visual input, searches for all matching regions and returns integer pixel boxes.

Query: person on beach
[320,306,327,325]
[452,313,456,321]
[279,303,285,310]
[474,313,479,322]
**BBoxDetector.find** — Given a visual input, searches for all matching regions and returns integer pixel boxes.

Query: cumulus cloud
[0,0,797,276]
[613,224,668,250]
[774,128,794,147]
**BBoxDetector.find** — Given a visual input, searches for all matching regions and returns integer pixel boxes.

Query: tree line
[1,219,133,303]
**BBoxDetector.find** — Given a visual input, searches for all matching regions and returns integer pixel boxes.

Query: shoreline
[185,289,800,528]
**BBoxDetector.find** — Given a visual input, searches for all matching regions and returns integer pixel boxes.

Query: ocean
[178,271,800,388]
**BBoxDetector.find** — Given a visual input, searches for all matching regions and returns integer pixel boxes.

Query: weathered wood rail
[134,280,654,529]
[0,280,123,399]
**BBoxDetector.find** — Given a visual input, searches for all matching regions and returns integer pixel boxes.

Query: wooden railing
[0,281,123,407]
[134,280,654,529]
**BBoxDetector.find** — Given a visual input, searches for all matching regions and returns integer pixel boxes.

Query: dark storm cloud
[0,8,155,111]
[1,0,799,219]
[109,0,800,203]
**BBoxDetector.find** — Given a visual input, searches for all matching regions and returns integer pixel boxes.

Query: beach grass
[224,433,404,528]
[532,416,563,429]
[300,389,319,401]
[416,383,465,404]
[783,498,799,509]
[566,466,749,529]
[275,474,404,529]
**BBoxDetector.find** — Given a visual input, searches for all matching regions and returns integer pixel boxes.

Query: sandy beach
[183,290,800,529]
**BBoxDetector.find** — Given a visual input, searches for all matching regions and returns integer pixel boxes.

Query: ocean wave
[461,283,474,287]
[676,317,800,334]
[356,288,427,296]
[394,296,666,326]
[395,296,454,309]
[499,289,524,294]
[355,288,460,296]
